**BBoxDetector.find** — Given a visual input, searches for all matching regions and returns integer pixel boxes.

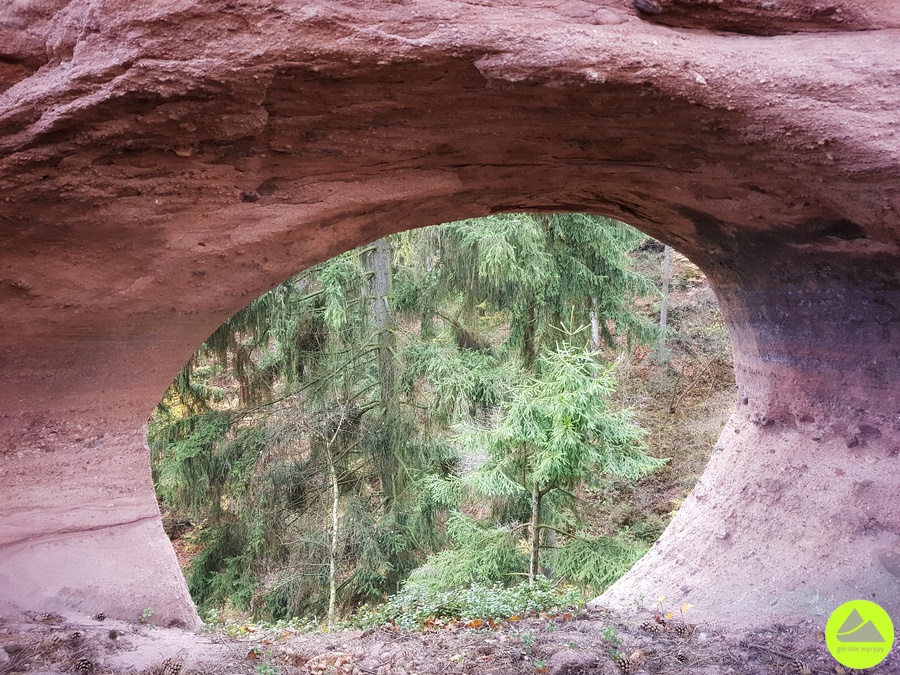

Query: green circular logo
[826,600,894,669]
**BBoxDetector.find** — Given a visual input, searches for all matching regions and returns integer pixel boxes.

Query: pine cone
[38,633,66,651]
[639,619,663,634]
[791,659,812,675]
[616,650,645,674]
[160,656,184,675]
[93,613,106,621]
[36,612,64,624]
[75,657,94,674]
[668,623,695,636]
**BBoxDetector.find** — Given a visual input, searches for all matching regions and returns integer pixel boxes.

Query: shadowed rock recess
[0,0,897,630]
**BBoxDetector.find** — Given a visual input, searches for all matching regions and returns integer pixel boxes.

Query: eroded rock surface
[0,0,897,628]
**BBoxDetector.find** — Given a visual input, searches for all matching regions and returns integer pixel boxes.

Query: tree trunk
[522,304,537,370]
[589,302,600,352]
[327,447,339,628]
[368,237,396,408]
[364,237,399,505]
[529,483,541,584]
[656,245,672,363]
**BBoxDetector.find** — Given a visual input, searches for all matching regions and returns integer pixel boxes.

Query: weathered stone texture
[0,0,897,627]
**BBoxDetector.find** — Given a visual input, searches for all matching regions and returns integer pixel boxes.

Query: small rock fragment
[633,0,662,15]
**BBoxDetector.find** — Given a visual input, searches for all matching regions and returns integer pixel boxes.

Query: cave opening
[146,212,736,624]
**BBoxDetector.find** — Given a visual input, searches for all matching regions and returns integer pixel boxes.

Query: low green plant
[139,607,154,624]
[400,513,525,591]
[201,607,224,632]
[253,664,280,675]
[546,534,647,595]
[344,577,583,630]
[602,625,621,647]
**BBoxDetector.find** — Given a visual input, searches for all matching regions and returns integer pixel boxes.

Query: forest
[149,213,734,629]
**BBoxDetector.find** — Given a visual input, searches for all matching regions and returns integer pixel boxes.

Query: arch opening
[146,213,735,624]
[3,182,897,631]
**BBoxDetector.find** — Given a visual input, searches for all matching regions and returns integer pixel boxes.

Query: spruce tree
[403,213,656,369]
[454,330,665,583]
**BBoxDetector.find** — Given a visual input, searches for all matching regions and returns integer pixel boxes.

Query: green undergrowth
[203,577,584,635]
[344,577,584,630]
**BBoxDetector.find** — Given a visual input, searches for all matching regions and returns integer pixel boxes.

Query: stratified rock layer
[0,0,897,628]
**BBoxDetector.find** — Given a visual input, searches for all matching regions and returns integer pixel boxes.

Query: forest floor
[582,247,735,546]
[4,606,896,675]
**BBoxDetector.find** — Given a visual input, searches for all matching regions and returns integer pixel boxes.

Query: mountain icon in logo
[836,609,886,643]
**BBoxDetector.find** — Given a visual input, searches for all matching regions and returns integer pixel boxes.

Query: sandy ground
[2,606,897,675]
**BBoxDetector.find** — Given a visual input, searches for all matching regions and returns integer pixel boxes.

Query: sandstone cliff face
[0,0,898,628]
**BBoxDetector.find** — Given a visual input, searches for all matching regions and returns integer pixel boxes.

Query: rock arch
[0,1,897,629]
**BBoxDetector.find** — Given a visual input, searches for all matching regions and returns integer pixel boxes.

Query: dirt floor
[3,607,898,675]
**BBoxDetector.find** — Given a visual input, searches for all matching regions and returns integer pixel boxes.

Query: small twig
[744,641,796,660]
[744,640,830,673]
[211,633,245,658]
[669,358,717,412]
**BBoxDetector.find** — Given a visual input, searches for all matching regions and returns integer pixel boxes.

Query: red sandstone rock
[0,0,897,629]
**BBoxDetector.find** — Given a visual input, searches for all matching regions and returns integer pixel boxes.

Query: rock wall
[0,0,897,627]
